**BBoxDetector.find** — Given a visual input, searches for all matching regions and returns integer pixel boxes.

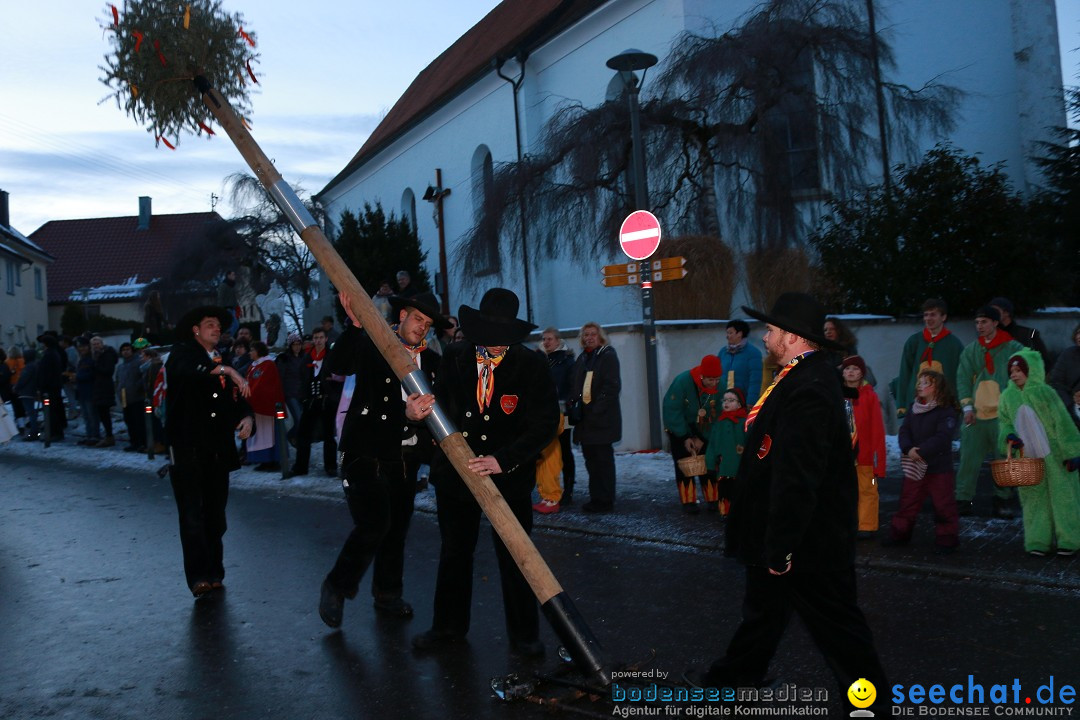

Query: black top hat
[458,288,537,347]
[176,305,232,341]
[742,293,845,352]
[388,291,451,330]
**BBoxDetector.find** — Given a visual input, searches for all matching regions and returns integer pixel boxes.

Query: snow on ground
[1,413,920,552]
[1,420,907,504]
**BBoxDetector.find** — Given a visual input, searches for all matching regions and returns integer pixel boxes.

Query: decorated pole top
[99,0,260,147]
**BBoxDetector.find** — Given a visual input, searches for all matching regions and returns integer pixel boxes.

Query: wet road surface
[1,454,1077,719]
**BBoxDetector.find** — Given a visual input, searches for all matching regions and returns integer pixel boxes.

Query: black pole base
[541,591,611,689]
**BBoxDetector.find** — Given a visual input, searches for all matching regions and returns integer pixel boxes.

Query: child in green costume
[998,349,1080,557]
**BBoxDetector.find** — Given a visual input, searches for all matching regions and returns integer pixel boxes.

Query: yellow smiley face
[848,678,876,708]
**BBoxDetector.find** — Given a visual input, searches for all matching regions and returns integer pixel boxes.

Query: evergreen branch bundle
[99,0,259,146]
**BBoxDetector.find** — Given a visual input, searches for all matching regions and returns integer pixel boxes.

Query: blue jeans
[80,400,100,439]
[20,397,39,436]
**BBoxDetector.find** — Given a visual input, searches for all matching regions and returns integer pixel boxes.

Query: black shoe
[122,445,139,452]
[992,498,1015,520]
[856,531,875,540]
[682,502,700,514]
[582,501,613,513]
[1028,549,1049,558]
[509,638,545,658]
[412,628,465,651]
[373,596,414,618]
[880,536,909,547]
[560,491,573,507]
[254,462,281,472]
[289,466,308,477]
[956,500,974,517]
[319,578,344,629]
[1057,548,1077,558]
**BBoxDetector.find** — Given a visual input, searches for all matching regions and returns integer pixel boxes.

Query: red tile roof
[30,212,225,304]
[320,0,607,197]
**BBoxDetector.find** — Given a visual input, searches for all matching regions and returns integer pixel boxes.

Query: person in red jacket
[246,341,285,472]
[841,356,885,537]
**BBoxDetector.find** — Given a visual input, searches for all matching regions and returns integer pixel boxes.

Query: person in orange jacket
[841,356,885,537]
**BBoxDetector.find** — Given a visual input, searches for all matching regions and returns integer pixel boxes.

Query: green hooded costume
[998,349,1080,554]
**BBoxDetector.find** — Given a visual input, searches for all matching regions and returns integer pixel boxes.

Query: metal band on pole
[401,369,455,443]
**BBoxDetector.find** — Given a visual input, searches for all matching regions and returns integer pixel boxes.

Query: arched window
[471,145,499,274]
[401,188,417,230]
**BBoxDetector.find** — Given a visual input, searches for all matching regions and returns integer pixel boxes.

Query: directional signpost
[602,215,690,447]
[618,211,667,447]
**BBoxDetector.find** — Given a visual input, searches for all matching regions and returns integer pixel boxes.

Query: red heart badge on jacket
[757,434,772,459]
[500,395,519,414]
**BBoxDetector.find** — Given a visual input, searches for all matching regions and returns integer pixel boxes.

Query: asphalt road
[2,454,1077,719]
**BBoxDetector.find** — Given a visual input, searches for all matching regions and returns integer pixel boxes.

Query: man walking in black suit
[166,306,254,598]
[406,288,559,659]
[699,293,887,713]
[317,291,448,627]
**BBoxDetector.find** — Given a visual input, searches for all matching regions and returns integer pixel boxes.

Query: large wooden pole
[195,78,608,685]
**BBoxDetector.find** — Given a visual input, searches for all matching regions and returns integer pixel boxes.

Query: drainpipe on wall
[866,0,891,192]
[495,51,533,324]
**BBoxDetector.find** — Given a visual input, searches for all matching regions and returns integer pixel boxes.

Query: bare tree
[459,0,960,283]
[224,173,325,331]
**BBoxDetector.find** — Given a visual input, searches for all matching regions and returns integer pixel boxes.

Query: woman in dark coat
[275,332,309,439]
[571,321,621,512]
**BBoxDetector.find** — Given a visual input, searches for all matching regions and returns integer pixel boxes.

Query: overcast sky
[1,0,1077,236]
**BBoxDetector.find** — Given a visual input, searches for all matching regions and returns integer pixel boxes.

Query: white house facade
[0,191,54,348]
[316,0,1065,331]
[314,0,1066,450]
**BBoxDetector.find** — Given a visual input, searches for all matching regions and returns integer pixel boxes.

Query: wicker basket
[677,453,707,478]
[990,443,1044,488]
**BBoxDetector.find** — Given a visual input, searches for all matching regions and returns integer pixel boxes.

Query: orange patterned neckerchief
[744,351,815,431]
[475,347,507,411]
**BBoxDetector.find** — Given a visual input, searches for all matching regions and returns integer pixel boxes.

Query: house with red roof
[0,190,55,348]
[29,197,227,333]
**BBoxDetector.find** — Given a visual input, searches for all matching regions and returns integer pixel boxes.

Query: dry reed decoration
[652,235,736,320]
[98,0,259,146]
[743,246,821,313]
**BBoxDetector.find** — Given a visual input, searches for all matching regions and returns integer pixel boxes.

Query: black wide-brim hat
[176,305,233,341]
[458,288,537,346]
[388,291,451,330]
[741,292,846,352]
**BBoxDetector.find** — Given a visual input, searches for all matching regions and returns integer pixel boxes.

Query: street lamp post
[607,49,662,450]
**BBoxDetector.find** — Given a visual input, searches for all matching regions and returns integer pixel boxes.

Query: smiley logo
[847,678,876,709]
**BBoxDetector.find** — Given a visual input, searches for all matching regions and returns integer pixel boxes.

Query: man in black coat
[166,306,254,598]
[699,293,887,713]
[407,288,560,659]
[317,291,448,628]
[35,333,67,440]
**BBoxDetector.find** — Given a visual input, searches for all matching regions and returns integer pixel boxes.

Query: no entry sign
[619,210,662,261]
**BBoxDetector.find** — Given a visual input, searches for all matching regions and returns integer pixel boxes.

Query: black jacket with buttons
[330,325,439,462]
[724,351,858,573]
[165,338,253,469]
[431,341,559,483]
